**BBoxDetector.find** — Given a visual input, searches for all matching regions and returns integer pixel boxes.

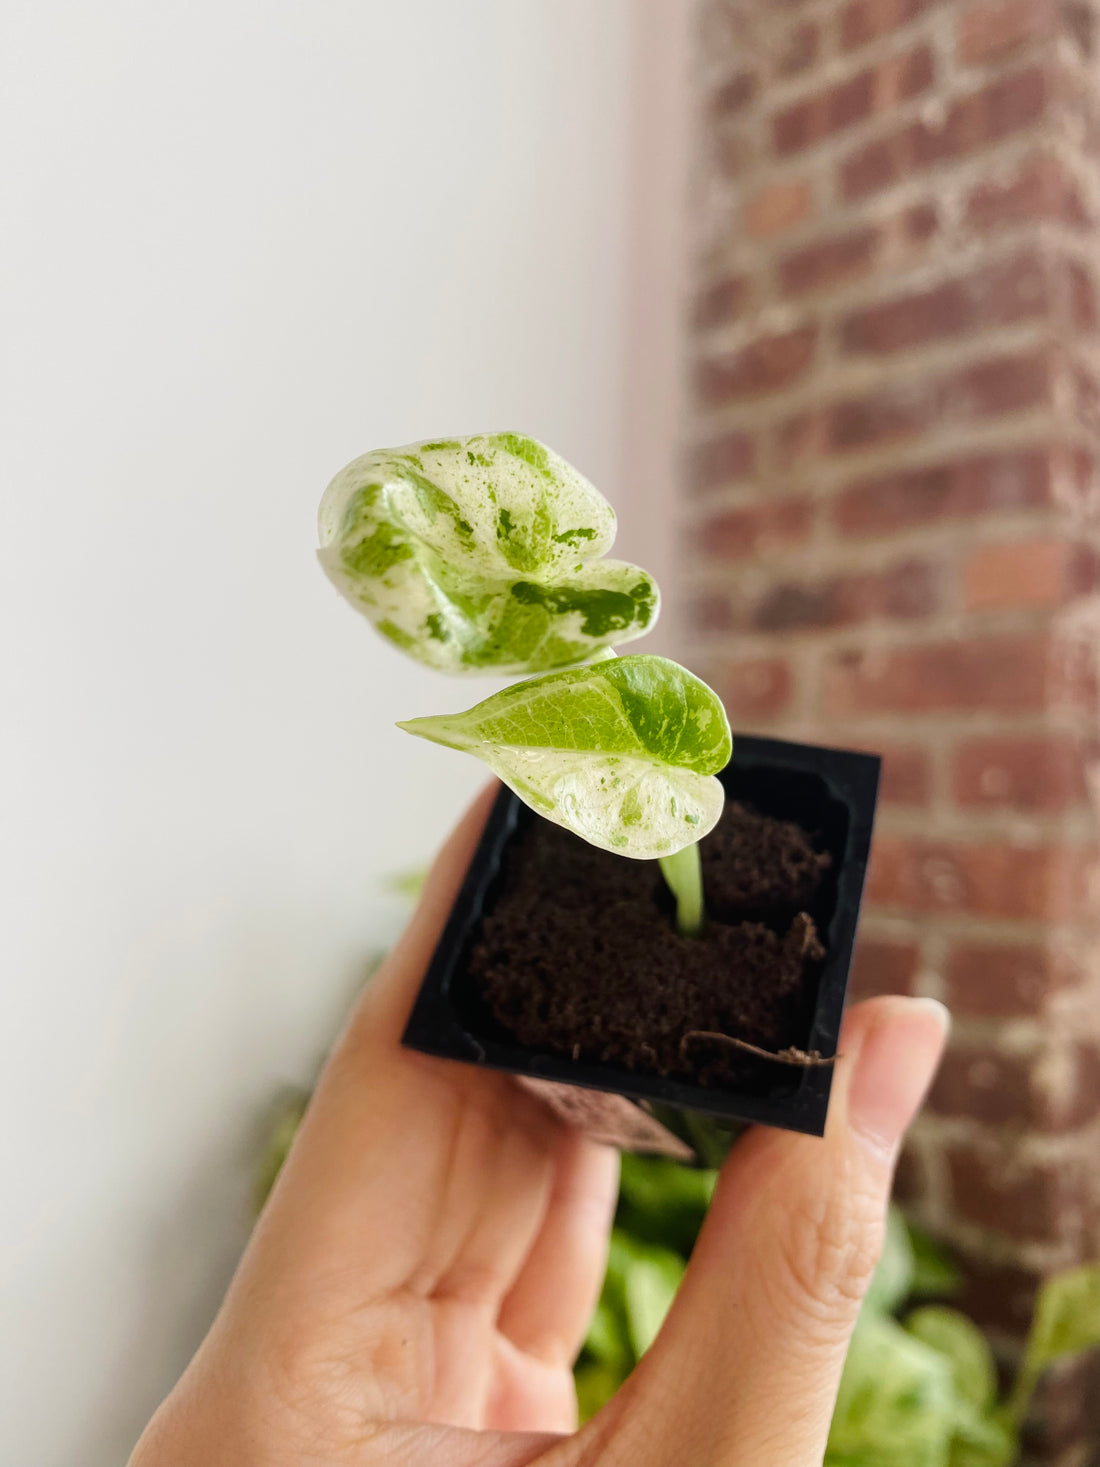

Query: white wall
[0,2,692,1461]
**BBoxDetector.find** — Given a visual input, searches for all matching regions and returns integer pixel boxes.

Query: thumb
[586,995,949,1467]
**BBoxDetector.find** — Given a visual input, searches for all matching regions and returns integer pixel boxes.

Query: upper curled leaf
[398,654,731,858]
[317,433,659,674]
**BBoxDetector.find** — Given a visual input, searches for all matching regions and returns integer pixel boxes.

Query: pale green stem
[659,842,704,937]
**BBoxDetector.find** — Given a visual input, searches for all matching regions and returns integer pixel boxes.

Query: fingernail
[848,998,950,1152]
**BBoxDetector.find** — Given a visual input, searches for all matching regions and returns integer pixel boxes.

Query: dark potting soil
[466,800,833,1091]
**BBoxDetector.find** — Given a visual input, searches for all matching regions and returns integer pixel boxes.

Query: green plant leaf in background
[863,1206,915,1317]
[615,1153,716,1256]
[317,433,659,675]
[1008,1262,1100,1426]
[253,1087,310,1217]
[575,1361,624,1423]
[827,1314,957,1467]
[909,1223,963,1300]
[905,1308,997,1415]
[623,1242,685,1357]
[947,1410,1017,1467]
[903,1306,1016,1467]
[583,1297,633,1375]
[398,654,731,859]
[578,1227,687,1421]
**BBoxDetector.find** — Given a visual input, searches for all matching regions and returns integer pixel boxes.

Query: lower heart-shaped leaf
[397,654,731,858]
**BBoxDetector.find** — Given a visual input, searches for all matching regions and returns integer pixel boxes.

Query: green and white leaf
[827,1314,956,1467]
[318,432,659,674]
[398,654,731,858]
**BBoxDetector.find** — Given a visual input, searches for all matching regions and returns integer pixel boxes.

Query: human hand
[131,787,948,1467]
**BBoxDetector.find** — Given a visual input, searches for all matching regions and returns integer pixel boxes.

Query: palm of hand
[247,1056,615,1452]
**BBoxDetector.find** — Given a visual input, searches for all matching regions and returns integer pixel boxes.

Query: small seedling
[318,432,731,934]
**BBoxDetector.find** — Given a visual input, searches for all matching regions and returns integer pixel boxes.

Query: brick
[823,632,1053,716]
[1050,629,1100,712]
[967,153,1089,231]
[918,65,1049,159]
[772,46,933,156]
[716,656,794,720]
[711,70,758,117]
[842,67,1050,200]
[1068,259,1098,331]
[953,1253,1043,1336]
[901,200,938,244]
[813,353,1051,459]
[1073,361,1100,434]
[1063,0,1097,58]
[841,0,933,49]
[947,1138,1089,1242]
[775,19,819,76]
[771,408,827,472]
[929,1040,1100,1130]
[876,201,940,273]
[744,178,814,237]
[962,538,1100,611]
[840,251,1050,355]
[779,226,878,296]
[945,346,1053,419]
[943,941,1068,1017]
[832,448,1053,537]
[696,325,817,404]
[750,558,939,631]
[714,127,757,182]
[849,933,921,998]
[693,273,750,330]
[877,742,933,805]
[1042,1042,1100,1129]
[957,0,1058,67]
[952,733,1090,812]
[866,833,1090,921]
[841,135,899,198]
[698,496,814,559]
[689,430,756,492]
[929,1043,1041,1126]
[892,1139,932,1206]
[826,379,937,453]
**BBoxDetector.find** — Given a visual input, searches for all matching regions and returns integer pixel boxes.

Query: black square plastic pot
[403,734,881,1144]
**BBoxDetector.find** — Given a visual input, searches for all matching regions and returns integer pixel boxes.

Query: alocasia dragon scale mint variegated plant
[318,432,730,931]
[318,430,880,1142]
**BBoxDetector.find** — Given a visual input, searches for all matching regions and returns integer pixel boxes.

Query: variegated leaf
[318,433,658,674]
[397,654,730,858]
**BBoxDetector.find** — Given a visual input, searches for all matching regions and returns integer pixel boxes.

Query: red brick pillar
[688,1,1100,1456]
